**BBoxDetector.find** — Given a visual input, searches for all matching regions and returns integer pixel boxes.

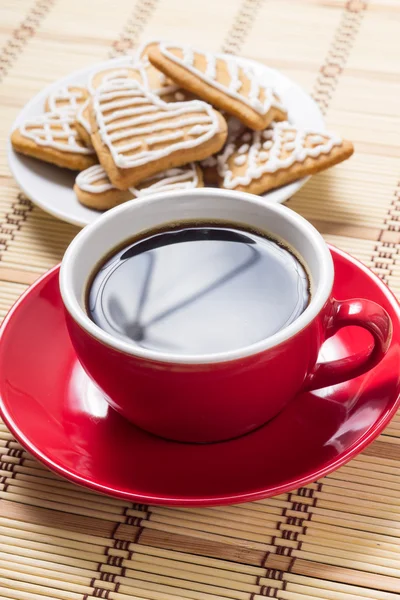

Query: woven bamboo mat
[1,0,400,598]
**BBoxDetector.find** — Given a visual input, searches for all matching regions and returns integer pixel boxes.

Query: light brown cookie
[136,40,192,102]
[11,111,97,170]
[74,163,203,210]
[217,122,354,194]
[88,64,144,93]
[148,43,287,130]
[89,80,227,190]
[75,99,93,147]
[44,86,90,113]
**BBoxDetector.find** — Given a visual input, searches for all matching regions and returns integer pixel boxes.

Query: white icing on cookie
[158,42,286,115]
[131,165,199,196]
[19,112,94,154]
[76,165,115,193]
[238,144,249,154]
[92,79,221,169]
[218,121,343,189]
[76,163,199,196]
[88,68,136,95]
[89,59,181,101]
[46,86,86,113]
[234,155,246,166]
[76,98,92,136]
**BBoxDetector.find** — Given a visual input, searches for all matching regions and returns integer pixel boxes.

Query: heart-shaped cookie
[11,111,97,170]
[89,79,227,189]
[217,122,354,194]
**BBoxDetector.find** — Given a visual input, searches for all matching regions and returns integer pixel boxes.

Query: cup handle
[303,298,392,392]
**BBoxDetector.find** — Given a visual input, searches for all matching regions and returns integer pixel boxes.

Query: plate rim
[7,54,322,228]
[1,245,400,506]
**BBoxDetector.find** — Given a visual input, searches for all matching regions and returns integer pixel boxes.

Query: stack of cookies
[11,41,354,212]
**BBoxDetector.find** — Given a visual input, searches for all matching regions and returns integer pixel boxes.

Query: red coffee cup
[60,189,392,443]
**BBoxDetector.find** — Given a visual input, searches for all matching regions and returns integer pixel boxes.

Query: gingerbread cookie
[75,99,93,147]
[75,163,203,210]
[136,40,192,102]
[148,43,287,130]
[44,86,90,113]
[217,122,354,194]
[11,111,97,170]
[89,79,227,189]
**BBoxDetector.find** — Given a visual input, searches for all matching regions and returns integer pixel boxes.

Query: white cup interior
[60,188,334,364]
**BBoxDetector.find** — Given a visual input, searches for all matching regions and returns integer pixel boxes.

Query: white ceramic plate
[8,55,324,228]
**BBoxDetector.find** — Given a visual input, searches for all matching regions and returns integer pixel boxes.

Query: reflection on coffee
[87,223,310,355]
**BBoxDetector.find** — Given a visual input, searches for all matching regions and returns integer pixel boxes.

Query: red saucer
[1,246,400,506]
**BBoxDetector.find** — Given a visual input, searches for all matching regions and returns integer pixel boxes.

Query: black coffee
[88,223,310,355]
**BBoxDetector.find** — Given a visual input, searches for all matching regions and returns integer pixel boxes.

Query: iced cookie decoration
[148,43,287,130]
[44,86,90,113]
[89,79,227,189]
[136,40,192,102]
[89,59,188,102]
[11,111,97,170]
[217,122,354,194]
[88,65,143,94]
[74,163,203,210]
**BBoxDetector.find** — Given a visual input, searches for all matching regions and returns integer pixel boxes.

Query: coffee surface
[88,224,310,355]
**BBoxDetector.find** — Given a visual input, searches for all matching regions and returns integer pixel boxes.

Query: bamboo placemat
[1,0,400,598]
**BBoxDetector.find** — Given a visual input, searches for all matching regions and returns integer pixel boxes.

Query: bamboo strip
[145,513,274,546]
[142,520,272,551]
[2,476,132,510]
[0,533,104,563]
[0,566,90,594]
[327,467,400,489]
[279,589,366,600]
[117,569,253,599]
[115,577,240,600]
[293,548,400,578]
[297,534,400,562]
[313,495,400,518]
[0,524,106,554]
[149,506,283,535]
[0,552,96,578]
[128,545,266,576]
[0,576,82,600]
[315,487,400,508]
[284,573,399,600]
[124,557,258,591]
[0,488,126,522]
[304,520,400,549]
[0,489,126,521]
[309,509,400,538]
[320,479,400,500]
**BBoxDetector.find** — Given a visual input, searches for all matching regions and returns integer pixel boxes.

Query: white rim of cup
[60,189,334,365]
